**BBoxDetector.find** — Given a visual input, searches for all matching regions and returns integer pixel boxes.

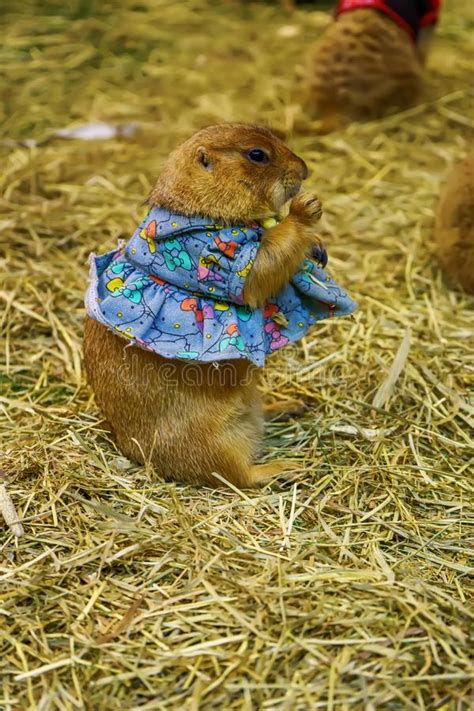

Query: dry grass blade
[0,480,24,538]
[372,327,411,409]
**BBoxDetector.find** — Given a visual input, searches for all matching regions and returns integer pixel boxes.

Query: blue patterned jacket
[85,206,357,366]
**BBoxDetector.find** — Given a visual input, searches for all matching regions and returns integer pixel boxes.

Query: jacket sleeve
[194,226,259,304]
[125,222,261,305]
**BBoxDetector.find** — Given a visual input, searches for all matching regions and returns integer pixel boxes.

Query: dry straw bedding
[0,0,473,708]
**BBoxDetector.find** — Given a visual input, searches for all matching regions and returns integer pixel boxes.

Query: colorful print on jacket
[85,206,357,366]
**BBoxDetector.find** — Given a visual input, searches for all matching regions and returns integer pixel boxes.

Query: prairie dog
[305,2,440,131]
[435,155,474,294]
[83,124,326,487]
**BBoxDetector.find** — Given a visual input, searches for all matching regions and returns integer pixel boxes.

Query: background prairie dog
[435,156,474,294]
[306,7,429,131]
[84,124,324,488]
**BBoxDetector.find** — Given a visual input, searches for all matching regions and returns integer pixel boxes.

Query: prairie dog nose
[299,158,309,180]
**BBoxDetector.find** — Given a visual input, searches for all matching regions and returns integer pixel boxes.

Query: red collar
[336,0,441,42]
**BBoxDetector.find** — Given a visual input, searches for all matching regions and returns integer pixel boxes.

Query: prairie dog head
[149,123,308,223]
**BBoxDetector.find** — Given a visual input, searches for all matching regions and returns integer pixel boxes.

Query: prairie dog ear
[197,146,212,171]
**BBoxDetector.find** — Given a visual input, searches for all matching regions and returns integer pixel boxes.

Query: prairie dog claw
[312,243,328,267]
[289,192,323,224]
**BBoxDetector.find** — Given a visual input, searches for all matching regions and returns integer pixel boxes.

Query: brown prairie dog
[84,124,323,488]
[435,156,474,294]
[306,9,424,132]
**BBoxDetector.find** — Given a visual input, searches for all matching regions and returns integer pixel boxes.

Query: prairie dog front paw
[289,192,323,226]
[312,242,328,267]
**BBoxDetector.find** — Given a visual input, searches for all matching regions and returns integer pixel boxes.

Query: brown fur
[243,192,322,307]
[305,9,424,131]
[435,156,474,294]
[148,124,308,225]
[83,124,322,487]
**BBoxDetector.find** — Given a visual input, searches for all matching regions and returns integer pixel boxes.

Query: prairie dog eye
[246,148,270,165]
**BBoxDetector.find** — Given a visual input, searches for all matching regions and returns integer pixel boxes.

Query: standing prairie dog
[84,124,329,488]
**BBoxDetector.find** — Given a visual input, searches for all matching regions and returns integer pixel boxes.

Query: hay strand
[0,479,24,538]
